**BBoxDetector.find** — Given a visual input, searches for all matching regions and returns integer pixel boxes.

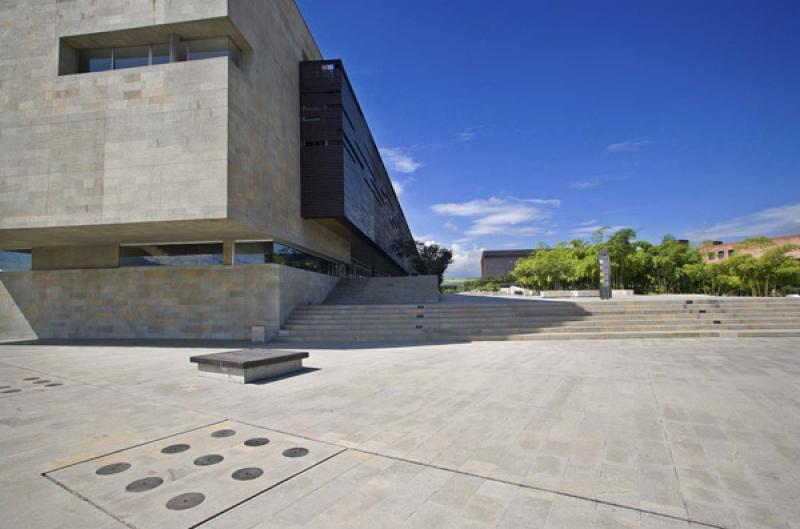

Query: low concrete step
[274,328,800,343]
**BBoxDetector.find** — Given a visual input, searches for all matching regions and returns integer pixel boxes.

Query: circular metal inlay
[126,477,164,493]
[194,454,224,466]
[45,383,63,387]
[244,437,270,447]
[161,444,190,454]
[2,389,21,394]
[23,377,39,381]
[282,447,309,458]
[32,380,51,385]
[211,429,236,438]
[96,462,131,476]
[166,492,205,510]
[232,467,263,481]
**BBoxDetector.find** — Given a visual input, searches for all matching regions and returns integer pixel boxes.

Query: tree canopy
[505,229,799,296]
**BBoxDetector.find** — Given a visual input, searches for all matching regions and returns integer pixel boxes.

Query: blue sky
[297,0,800,277]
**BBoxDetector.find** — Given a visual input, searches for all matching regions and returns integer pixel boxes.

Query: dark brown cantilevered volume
[300,60,417,276]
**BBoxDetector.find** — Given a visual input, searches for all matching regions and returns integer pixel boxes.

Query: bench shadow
[248,366,321,384]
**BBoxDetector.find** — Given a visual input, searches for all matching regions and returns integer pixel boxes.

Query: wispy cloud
[569,178,601,190]
[570,224,628,237]
[607,139,651,152]
[443,220,459,231]
[577,219,598,226]
[432,196,560,237]
[380,147,423,174]
[685,203,800,241]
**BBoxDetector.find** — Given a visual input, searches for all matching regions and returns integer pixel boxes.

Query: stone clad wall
[225,0,350,263]
[0,1,230,233]
[0,264,338,342]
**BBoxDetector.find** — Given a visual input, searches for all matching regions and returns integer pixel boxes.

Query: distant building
[480,249,534,279]
[702,234,800,263]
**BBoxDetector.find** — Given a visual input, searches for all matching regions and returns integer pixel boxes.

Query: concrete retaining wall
[324,275,440,305]
[0,264,338,342]
[540,289,635,298]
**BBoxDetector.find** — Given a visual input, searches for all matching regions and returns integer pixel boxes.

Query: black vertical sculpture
[598,249,612,300]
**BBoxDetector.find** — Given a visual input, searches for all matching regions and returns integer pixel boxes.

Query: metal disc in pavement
[194,454,224,466]
[166,493,205,510]
[211,429,236,438]
[244,437,270,447]
[232,467,263,481]
[161,444,190,454]
[282,447,309,458]
[96,463,131,476]
[126,477,163,493]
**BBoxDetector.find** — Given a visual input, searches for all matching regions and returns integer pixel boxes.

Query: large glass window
[119,243,223,267]
[113,45,149,70]
[0,249,32,272]
[78,48,112,73]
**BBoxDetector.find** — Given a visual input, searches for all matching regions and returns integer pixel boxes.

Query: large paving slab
[1,337,799,528]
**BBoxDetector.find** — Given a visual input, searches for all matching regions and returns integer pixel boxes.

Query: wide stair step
[275,297,800,344]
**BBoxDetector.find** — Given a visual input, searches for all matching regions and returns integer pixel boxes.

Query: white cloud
[570,224,628,237]
[431,196,560,237]
[685,203,800,242]
[379,147,423,174]
[607,139,651,152]
[569,179,601,190]
[443,220,459,231]
[446,241,485,278]
[577,219,598,226]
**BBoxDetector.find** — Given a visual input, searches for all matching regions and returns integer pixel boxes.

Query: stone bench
[190,349,309,384]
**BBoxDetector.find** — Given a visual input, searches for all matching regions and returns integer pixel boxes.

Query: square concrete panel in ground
[46,420,344,529]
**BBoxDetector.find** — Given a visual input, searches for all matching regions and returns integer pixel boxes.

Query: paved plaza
[1,337,798,528]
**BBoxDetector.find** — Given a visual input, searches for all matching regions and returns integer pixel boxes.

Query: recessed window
[188,37,227,60]
[151,43,171,65]
[234,241,348,276]
[70,37,240,75]
[78,48,112,73]
[119,243,223,267]
[235,242,271,265]
[114,45,149,70]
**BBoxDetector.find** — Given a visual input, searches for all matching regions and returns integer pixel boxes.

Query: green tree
[413,241,453,286]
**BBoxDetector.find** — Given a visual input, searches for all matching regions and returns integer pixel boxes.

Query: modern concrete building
[480,249,534,279]
[0,0,417,342]
[701,234,800,263]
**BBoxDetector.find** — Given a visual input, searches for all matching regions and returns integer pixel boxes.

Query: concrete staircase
[275,297,800,344]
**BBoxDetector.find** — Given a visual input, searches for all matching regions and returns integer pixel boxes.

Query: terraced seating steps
[275,297,800,344]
